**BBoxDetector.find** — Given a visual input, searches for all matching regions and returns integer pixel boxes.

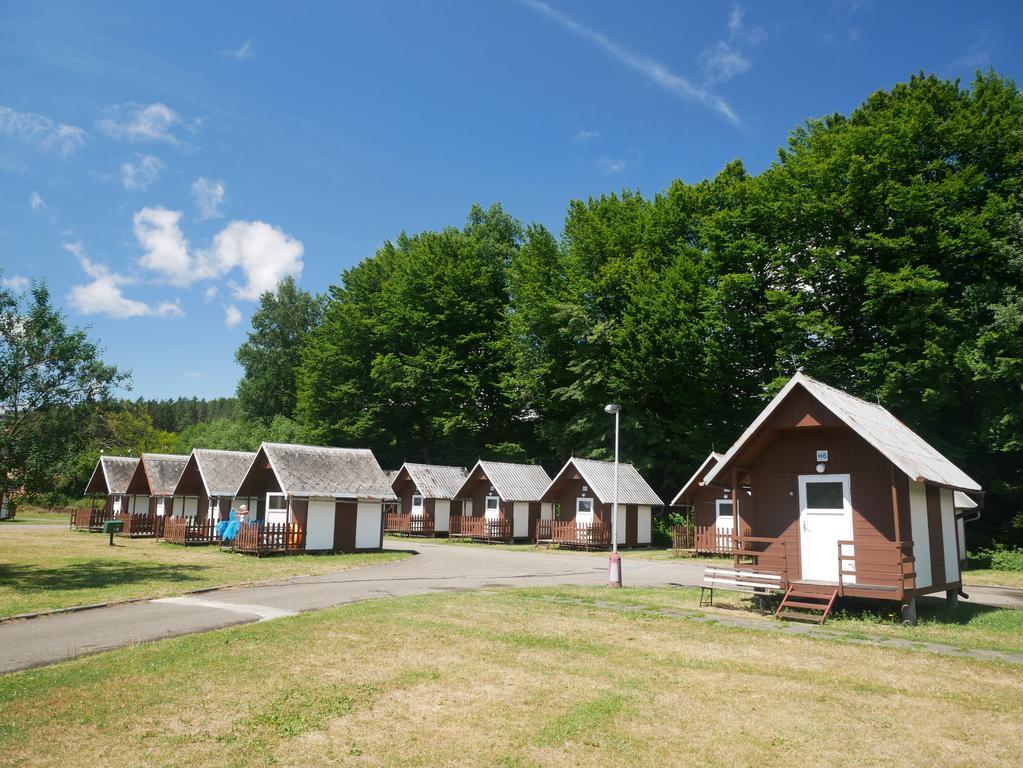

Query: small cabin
[120,453,189,537]
[172,449,258,523]
[77,455,138,530]
[450,460,553,541]
[387,462,468,536]
[232,442,394,554]
[671,452,752,554]
[702,372,982,617]
[540,457,661,548]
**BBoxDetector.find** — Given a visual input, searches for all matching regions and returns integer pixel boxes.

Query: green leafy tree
[236,276,323,422]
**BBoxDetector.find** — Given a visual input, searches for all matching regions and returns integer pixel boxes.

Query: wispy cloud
[0,106,88,156]
[698,5,765,86]
[574,128,600,141]
[65,241,184,319]
[121,153,164,190]
[224,304,242,327]
[192,177,226,220]
[1,274,30,292]
[29,191,47,211]
[98,102,196,146]
[518,0,739,125]
[221,39,256,60]
[594,155,627,174]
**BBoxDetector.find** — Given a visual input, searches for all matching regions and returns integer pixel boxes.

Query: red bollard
[608,552,622,588]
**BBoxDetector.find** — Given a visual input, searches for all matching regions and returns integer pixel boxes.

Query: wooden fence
[536,520,611,549]
[70,507,112,532]
[233,522,305,555]
[384,513,435,537]
[837,539,916,598]
[164,517,219,545]
[448,515,512,542]
[118,512,165,538]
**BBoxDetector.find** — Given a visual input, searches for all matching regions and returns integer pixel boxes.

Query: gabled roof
[84,455,138,495]
[545,457,663,506]
[455,460,552,502]
[126,453,189,496]
[704,372,981,492]
[954,491,979,510]
[188,449,257,497]
[670,452,724,506]
[395,462,468,499]
[247,442,395,499]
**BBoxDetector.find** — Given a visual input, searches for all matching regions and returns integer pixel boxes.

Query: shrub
[970,545,1023,572]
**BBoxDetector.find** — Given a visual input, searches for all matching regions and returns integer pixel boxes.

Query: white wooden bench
[700,567,783,610]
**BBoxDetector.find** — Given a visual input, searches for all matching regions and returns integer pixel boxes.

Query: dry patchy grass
[962,569,1023,589]
[1,589,1020,768]
[0,526,409,617]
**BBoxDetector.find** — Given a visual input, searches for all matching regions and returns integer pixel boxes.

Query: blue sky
[1,0,1019,400]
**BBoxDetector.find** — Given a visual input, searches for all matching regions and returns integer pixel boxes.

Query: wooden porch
[70,506,112,532]
[535,519,612,550]
[384,512,436,537]
[448,515,512,543]
[232,522,305,556]
[116,512,165,538]
[163,517,219,545]
[671,526,750,556]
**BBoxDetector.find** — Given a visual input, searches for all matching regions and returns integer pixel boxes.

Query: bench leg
[700,587,713,607]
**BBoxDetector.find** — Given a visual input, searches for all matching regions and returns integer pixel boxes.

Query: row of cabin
[671,372,983,609]
[388,456,662,545]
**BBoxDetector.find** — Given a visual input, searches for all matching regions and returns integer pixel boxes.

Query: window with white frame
[266,493,288,525]
[411,492,424,514]
[484,495,500,520]
[112,494,122,513]
[715,499,734,530]
[576,497,594,525]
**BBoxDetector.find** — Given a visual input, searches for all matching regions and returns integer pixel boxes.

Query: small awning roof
[454,460,552,502]
[543,457,663,506]
[670,452,724,506]
[704,372,981,492]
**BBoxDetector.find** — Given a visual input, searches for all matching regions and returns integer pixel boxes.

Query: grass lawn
[0,508,75,525]
[962,569,1023,589]
[0,526,409,618]
[1,587,1020,768]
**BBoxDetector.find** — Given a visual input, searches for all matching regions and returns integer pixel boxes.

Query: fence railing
[837,539,916,597]
[118,512,165,538]
[71,507,112,532]
[233,522,305,555]
[164,517,219,545]
[448,515,512,542]
[384,512,435,536]
[536,519,611,549]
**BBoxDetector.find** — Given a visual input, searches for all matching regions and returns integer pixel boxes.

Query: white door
[305,499,336,551]
[715,499,734,532]
[484,495,500,521]
[355,501,382,549]
[513,502,529,538]
[434,499,450,533]
[798,474,853,583]
[575,497,594,526]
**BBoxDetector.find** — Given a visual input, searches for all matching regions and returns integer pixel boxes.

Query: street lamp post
[604,403,622,588]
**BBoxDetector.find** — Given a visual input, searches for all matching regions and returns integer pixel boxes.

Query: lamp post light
[604,402,622,588]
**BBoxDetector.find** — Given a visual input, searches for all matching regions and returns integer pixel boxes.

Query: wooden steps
[775,583,839,625]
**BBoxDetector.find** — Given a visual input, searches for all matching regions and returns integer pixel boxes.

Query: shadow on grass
[0,560,210,593]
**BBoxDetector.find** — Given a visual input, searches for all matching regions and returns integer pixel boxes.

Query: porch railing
[536,519,612,549]
[837,539,916,597]
[384,512,435,536]
[164,517,219,545]
[118,512,165,538]
[233,522,305,555]
[448,515,512,542]
[71,507,112,532]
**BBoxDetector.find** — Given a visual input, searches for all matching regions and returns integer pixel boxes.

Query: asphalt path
[0,540,1019,674]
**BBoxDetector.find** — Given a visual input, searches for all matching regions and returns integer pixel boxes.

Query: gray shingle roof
[670,452,724,506]
[547,457,663,506]
[262,442,395,499]
[704,372,981,492]
[457,460,552,502]
[84,455,138,495]
[191,449,257,497]
[397,463,468,499]
[137,453,189,496]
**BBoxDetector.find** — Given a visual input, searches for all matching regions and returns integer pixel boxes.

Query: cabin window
[112,494,122,513]
[411,493,424,513]
[484,495,500,520]
[715,499,733,520]
[576,497,594,525]
[266,493,289,525]
[805,481,844,510]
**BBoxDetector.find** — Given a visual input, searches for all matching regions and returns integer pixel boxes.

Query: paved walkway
[0,541,1019,673]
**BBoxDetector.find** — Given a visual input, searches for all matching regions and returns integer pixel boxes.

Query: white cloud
[131,207,304,300]
[121,154,164,190]
[519,0,739,125]
[184,370,203,380]
[65,242,184,319]
[1,274,29,292]
[574,128,600,141]
[203,221,304,300]
[221,39,256,60]
[98,102,192,146]
[0,106,88,156]
[595,155,627,173]
[204,285,219,301]
[133,207,197,286]
[29,191,46,211]
[698,4,765,86]
[192,177,226,220]
[224,304,242,327]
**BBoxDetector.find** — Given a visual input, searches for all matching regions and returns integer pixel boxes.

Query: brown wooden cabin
[120,453,189,537]
[450,460,553,542]
[671,452,753,554]
[232,442,394,555]
[165,449,257,544]
[387,462,468,536]
[703,372,982,618]
[540,457,661,548]
[77,455,138,531]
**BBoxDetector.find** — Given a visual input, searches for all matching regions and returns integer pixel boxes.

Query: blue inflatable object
[219,509,239,541]
[223,519,241,541]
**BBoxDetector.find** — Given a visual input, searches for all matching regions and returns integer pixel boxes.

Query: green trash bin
[103,518,124,545]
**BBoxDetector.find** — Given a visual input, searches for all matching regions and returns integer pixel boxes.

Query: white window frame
[266,493,289,523]
[715,499,734,521]
[484,495,500,520]
[411,493,425,514]
[575,497,594,525]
